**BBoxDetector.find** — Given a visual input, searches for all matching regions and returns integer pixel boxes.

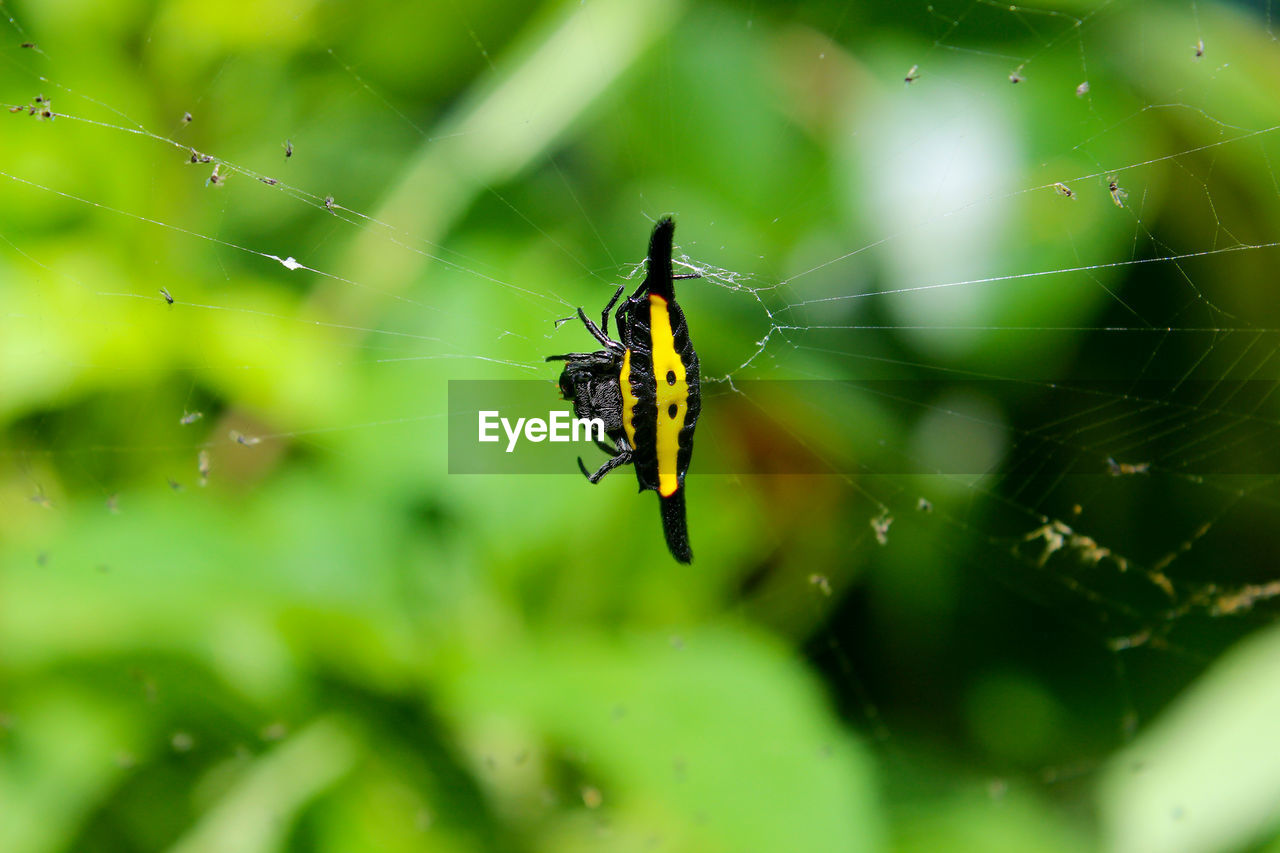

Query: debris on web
[1020,520,1129,573]
[871,510,893,545]
[1209,581,1280,616]
[230,430,261,447]
[1106,457,1150,476]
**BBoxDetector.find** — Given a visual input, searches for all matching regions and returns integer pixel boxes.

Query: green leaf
[444,625,882,853]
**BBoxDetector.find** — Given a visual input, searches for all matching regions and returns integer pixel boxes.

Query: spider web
[3,0,1280,851]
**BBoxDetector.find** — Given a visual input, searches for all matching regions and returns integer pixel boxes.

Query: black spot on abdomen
[668,403,678,418]
[666,370,676,385]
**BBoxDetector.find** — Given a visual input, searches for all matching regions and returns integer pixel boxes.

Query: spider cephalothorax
[547,216,701,563]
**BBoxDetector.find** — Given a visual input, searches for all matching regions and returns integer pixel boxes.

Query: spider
[547,216,701,562]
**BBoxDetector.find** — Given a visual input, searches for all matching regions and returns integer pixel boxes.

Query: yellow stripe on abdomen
[648,294,688,497]
[620,347,638,451]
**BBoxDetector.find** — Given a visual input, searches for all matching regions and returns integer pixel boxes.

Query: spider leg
[600,284,625,337]
[576,307,623,353]
[546,352,597,362]
[594,438,620,456]
[615,298,637,342]
[577,448,633,483]
[619,271,695,313]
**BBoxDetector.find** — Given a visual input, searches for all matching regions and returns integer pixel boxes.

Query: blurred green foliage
[4,0,1280,851]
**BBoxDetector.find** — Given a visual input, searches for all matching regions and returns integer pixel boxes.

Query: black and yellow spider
[547,216,701,563]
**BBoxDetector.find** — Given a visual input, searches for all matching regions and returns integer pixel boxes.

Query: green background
[4,0,1280,851]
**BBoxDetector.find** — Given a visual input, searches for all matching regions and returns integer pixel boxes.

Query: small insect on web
[1107,174,1127,208]
[547,217,702,563]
